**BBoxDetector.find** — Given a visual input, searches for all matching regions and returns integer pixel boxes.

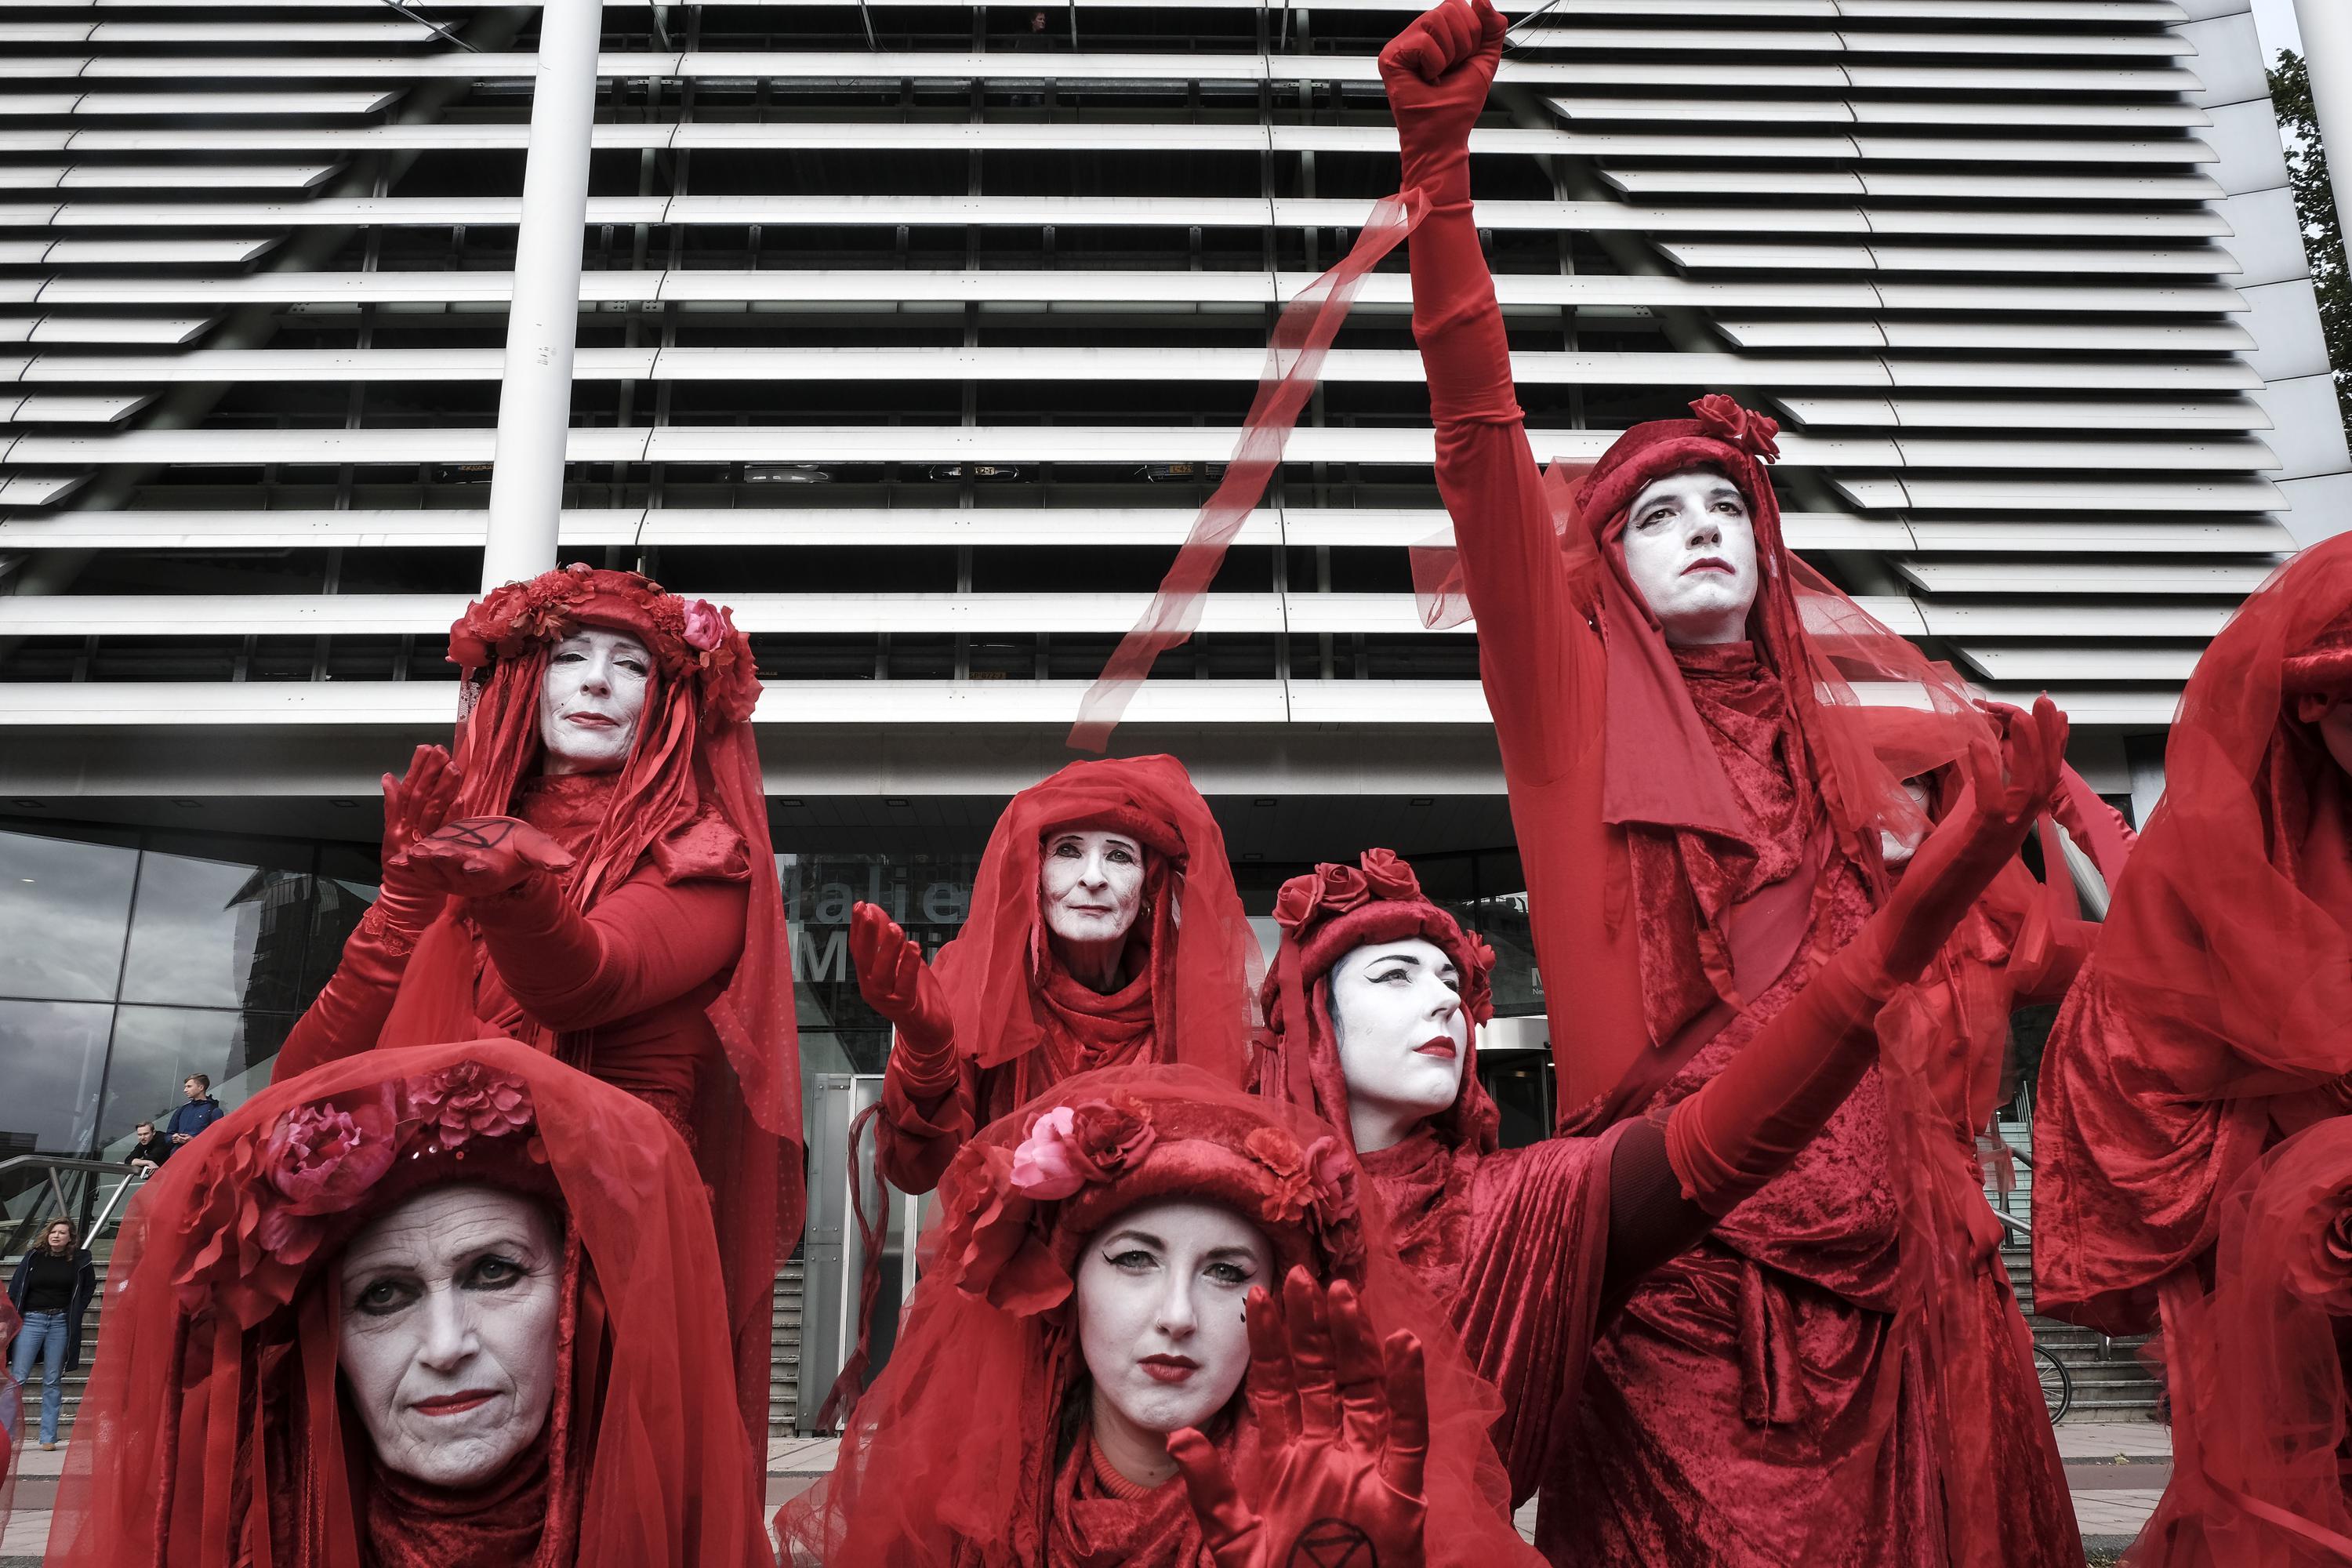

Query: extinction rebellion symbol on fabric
[1287,1518,1379,1568]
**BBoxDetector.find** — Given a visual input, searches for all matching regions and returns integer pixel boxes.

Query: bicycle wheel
[2035,1345,2073,1424]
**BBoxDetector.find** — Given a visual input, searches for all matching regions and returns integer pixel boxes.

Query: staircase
[771,1256,804,1435]
[0,1242,111,1441]
[1987,1119,2165,1418]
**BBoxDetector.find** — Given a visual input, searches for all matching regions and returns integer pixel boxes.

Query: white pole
[481,0,601,591]
[2295,0,2352,245]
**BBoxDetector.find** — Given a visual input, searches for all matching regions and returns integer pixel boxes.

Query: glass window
[119,837,318,1013]
[0,1000,112,1156]
[304,844,381,1011]
[97,1007,292,1155]
[0,828,140,1003]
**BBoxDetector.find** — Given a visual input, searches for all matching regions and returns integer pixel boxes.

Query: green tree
[2270,49,2352,434]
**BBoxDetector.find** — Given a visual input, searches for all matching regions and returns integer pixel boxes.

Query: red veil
[43,1038,772,1568]
[783,1065,1537,1568]
[278,564,800,1442]
[938,755,1256,1100]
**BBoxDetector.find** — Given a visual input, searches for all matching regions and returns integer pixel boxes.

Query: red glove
[368,744,463,935]
[851,902,959,1093]
[387,815,575,900]
[1378,0,1504,205]
[1662,695,2070,1215]
[1171,1269,1428,1568]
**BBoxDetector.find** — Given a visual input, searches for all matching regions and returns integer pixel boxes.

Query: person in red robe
[2034,534,2352,1564]
[1251,749,2065,1559]
[1381,5,2082,1560]
[781,1065,1540,1568]
[45,1037,774,1568]
[268,564,798,1445]
[848,754,1257,1197]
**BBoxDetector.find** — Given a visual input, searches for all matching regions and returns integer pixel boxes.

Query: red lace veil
[1250,851,1501,1160]
[938,755,1257,1096]
[44,1038,772,1568]
[781,1065,1535,1568]
[372,565,800,1442]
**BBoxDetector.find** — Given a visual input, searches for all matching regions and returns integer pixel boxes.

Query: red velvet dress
[1415,208,2076,1564]
[278,772,748,1142]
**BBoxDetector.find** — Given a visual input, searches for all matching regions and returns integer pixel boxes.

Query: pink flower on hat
[407,1062,535,1152]
[1011,1107,1089,1200]
[682,598,727,653]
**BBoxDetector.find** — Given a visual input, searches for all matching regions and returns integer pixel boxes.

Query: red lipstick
[1139,1355,1199,1385]
[1414,1036,1459,1059]
[411,1390,499,1417]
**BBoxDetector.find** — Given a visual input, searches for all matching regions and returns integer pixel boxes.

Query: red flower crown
[449,564,760,724]
[1269,850,1496,1023]
[1689,394,1782,464]
[171,1062,545,1328]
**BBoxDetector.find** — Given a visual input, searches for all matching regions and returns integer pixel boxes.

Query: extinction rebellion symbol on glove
[1287,1519,1378,1568]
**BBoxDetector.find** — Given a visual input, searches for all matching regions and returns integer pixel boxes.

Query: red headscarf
[42,1039,773,1568]
[781,1065,1537,1568]
[938,755,1257,1101]
[376,564,799,1443]
[1251,850,1501,1160]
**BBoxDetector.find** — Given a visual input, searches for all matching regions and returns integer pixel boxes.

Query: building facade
[0,0,2339,1182]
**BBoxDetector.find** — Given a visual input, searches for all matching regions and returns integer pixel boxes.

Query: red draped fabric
[45,1038,771,1568]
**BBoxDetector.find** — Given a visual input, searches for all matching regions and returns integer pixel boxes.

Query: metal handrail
[0,1156,145,1258]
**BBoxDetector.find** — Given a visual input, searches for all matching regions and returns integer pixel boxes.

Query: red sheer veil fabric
[320,564,800,1441]
[780,1065,1533,1568]
[940,755,1257,1095]
[43,1038,772,1568]
[1250,850,1501,1161]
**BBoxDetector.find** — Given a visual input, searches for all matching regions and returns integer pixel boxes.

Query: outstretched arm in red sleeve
[1601,699,2071,1298]
[274,746,461,1081]
[848,902,978,1194]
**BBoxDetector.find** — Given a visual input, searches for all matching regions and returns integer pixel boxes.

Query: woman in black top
[9,1220,96,1450]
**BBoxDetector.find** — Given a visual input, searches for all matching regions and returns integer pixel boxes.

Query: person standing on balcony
[265,564,800,1450]
[125,1120,172,1177]
[2034,535,2352,1563]
[8,1218,94,1452]
[165,1076,222,1148]
[1381,5,2082,1561]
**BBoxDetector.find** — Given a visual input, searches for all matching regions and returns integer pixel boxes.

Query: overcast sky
[2252,0,2302,58]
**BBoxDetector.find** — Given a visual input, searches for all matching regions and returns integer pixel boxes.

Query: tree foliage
[2270,49,2352,432]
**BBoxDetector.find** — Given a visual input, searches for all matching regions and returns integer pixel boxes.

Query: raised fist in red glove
[379,744,463,866]
[1378,0,1505,205]
[1875,695,2069,982]
[1171,1269,1428,1568]
[849,901,956,1061]
[387,815,575,899]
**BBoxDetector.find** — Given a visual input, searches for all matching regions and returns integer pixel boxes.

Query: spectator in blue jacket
[8,1219,96,1450]
[165,1075,223,1148]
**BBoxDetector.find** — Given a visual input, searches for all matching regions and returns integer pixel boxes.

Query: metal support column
[2296,0,2352,241]
[481,0,602,590]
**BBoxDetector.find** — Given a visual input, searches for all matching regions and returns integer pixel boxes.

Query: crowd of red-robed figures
[20,5,2352,1567]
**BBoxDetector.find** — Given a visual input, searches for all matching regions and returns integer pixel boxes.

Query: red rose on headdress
[1690,394,1781,464]
[1070,1095,1156,1177]
[2284,1184,2352,1312]
[682,599,727,653]
[1305,1137,1367,1275]
[1272,873,1323,936]
[407,1062,534,1152]
[1358,848,1421,902]
[1243,1126,1316,1225]
[1010,1097,1157,1200]
[1316,862,1372,917]
[263,1093,397,1217]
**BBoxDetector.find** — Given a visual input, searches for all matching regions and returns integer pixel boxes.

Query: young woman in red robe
[1381,5,2080,1560]
[1251,731,2065,1560]
[782,1065,1537,1568]
[2034,534,2352,1565]
[268,564,798,1443]
[847,755,1257,1196]
[46,1037,774,1568]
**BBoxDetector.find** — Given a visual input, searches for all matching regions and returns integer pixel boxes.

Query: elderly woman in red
[270,564,798,1443]
[2034,535,2352,1566]
[44,1037,773,1568]
[783,1064,1538,1568]
[847,755,1257,1197]
[1380,5,2080,1562]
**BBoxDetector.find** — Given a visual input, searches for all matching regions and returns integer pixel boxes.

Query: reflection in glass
[119,837,317,1013]
[0,829,138,1003]
[97,1007,292,1154]
[305,844,380,1012]
[0,1000,111,1155]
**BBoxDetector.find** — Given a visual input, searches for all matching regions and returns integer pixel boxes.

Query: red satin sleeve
[465,868,747,1033]
[271,882,447,1083]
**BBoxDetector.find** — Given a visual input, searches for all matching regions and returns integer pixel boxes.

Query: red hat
[1574,393,1783,547]
[448,563,758,723]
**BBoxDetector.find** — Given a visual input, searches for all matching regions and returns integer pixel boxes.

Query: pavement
[0,1417,2173,1563]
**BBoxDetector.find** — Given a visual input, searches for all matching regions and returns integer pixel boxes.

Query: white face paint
[1077,1200,1272,1472]
[1878,777,1936,869]
[1328,938,1468,1154]
[1039,829,1147,949]
[537,628,653,777]
[336,1185,563,1490]
[1620,468,1760,647]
